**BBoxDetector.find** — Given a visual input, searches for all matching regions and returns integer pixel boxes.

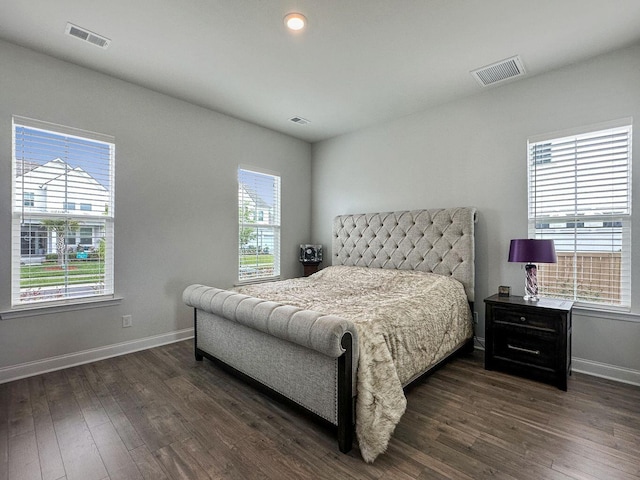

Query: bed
[183,207,476,462]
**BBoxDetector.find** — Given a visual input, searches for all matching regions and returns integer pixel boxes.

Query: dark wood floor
[1,340,639,480]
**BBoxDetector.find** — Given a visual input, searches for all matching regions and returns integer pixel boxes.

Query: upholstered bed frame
[332,208,475,303]
[183,207,476,455]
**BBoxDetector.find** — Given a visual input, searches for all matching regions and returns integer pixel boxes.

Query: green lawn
[239,254,274,266]
[22,255,272,288]
[20,261,105,288]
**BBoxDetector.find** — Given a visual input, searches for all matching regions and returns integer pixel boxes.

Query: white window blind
[528,121,632,308]
[12,116,115,306]
[238,168,281,282]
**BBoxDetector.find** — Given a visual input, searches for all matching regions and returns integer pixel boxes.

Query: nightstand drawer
[493,330,556,369]
[493,306,559,332]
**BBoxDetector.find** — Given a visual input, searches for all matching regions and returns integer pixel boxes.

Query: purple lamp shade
[508,239,557,264]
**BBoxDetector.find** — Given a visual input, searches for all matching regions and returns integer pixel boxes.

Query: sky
[238,168,279,208]
[14,125,113,191]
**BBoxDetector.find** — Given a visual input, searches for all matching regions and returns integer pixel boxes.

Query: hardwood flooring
[0,340,639,479]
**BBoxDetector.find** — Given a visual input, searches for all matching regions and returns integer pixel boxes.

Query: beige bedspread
[235,265,473,462]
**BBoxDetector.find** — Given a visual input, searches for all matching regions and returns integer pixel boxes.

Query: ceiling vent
[289,116,310,125]
[65,22,111,49]
[471,55,525,87]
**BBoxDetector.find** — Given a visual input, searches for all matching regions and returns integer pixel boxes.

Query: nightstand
[484,294,573,390]
[301,262,320,277]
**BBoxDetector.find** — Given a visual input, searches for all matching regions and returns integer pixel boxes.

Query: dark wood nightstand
[484,294,573,390]
[301,262,320,277]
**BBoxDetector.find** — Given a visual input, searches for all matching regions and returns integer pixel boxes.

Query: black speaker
[299,244,323,263]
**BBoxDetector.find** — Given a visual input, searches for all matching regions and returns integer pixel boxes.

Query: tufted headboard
[332,207,477,301]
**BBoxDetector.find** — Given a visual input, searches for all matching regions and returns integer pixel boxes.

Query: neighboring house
[238,182,275,253]
[16,158,109,258]
[238,182,273,223]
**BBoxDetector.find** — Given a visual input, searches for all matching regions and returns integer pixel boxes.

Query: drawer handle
[519,316,526,322]
[507,344,540,355]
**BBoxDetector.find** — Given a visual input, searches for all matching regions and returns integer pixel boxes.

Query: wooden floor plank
[128,445,169,480]
[153,442,211,480]
[0,384,9,480]
[384,441,476,480]
[64,367,111,429]
[7,431,41,480]
[90,421,143,480]
[52,414,108,480]
[80,364,145,452]
[82,364,144,450]
[1,340,639,479]
[27,376,65,480]
[180,438,270,480]
[43,372,108,480]
[6,380,33,440]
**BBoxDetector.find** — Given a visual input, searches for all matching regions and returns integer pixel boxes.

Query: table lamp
[508,239,557,301]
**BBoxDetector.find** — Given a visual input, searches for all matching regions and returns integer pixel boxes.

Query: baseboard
[572,357,640,387]
[0,328,194,384]
[3,330,638,388]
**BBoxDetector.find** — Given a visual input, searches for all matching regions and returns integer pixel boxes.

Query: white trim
[572,357,640,387]
[573,306,640,324]
[528,117,633,144]
[237,163,280,178]
[13,115,115,144]
[234,276,282,287]
[0,328,194,384]
[0,296,123,320]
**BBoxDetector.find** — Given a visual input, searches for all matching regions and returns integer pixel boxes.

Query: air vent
[471,56,525,87]
[65,22,111,49]
[289,116,310,125]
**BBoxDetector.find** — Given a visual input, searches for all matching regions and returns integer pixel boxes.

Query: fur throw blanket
[235,266,472,462]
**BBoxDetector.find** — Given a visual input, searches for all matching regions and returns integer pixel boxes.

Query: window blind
[238,168,281,282]
[11,116,115,306]
[528,122,632,307]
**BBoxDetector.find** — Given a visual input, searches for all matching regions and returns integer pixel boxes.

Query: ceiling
[1,1,640,143]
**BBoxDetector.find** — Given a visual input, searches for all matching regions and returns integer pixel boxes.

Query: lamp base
[524,263,539,301]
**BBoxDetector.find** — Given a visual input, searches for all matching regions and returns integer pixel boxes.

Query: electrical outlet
[473,312,479,325]
[122,315,132,328]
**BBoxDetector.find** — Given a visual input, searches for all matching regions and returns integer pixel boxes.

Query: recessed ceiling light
[284,13,307,31]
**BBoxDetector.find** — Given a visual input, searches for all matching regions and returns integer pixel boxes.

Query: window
[23,192,34,207]
[12,116,115,306]
[528,121,632,308]
[79,227,93,245]
[238,168,280,282]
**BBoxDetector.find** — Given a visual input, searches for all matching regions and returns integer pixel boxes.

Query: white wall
[0,40,312,378]
[311,44,640,382]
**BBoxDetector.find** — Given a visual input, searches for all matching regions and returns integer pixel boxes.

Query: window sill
[0,296,123,320]
[573,305,640,324]
[234,276,282,287]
